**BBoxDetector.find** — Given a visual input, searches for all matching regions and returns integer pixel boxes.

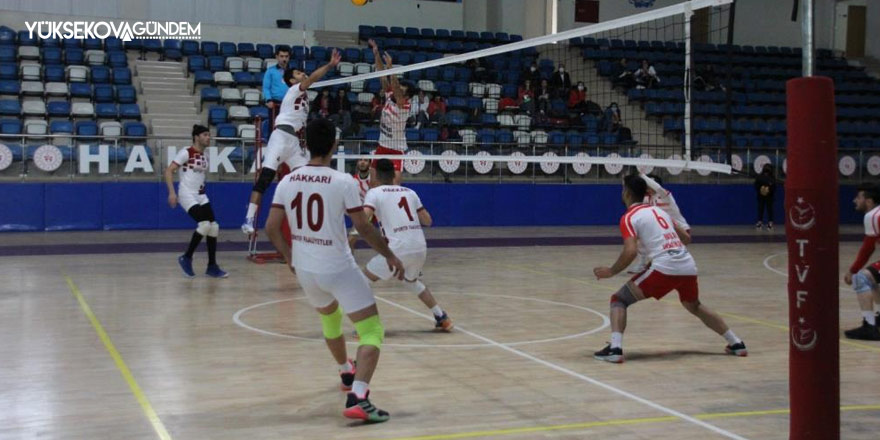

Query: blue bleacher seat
[311,46,327,61]
[50,120,73,134]
[208,106,228,125]
[91,66,110,83]
[70,82,92,98]
[107,51,127,68]
[112,67,131,85]
[181,40,200,56]
[566,131,583,146]
[249,106,269,121]
[188,55,206,72]
[292,45,308,60]
[448,112,466,126]
[0,99,21,115]
[421,128,439,142]
[82,37,101,50]
[116,85,136,104]
[233,72,255,86]
[94,84,115,103]
[219,42,237,57]
[496,129,514,144]
[216,123,237,138]
[42,47,63,64]
[405,127,420,142]
[66,48,84,65]
[256,44,273,59]
[17,30,37,46]
[142,39,161,53]
[548,131,565,145]
[390,27,405,37]
[75,120,99,137]
[480,114,498,126]
[435,29,450,39]
[477,128,495,144]
[44,65,65,82]
[123,121,147,138]
[0,119,22,134]
[359,25,375,40]
[237,43,256,57]
[364,127,380,141]
[0,26,15,45]
[453,81,468,97]
[119,104,141,120]
[0,80,19,96]
[200,87,220,105]
[123,38,142,51]
[102,37,121,52]
[0,63,16,80]
[201,41,219,56]
[207,56,225,72]
[96,103,118,119]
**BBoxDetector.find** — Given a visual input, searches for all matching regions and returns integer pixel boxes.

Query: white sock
[863,311,877,326]
[610,332,623,349]
[352,380,369,399]
[722,329,742,345]
[338,360,354,373]
[431,305,444,318]
[245,203,258,219]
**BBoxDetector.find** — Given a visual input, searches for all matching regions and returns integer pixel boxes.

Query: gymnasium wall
[866,1,880,60]
[321,0,465,33]
[0,182,860,232]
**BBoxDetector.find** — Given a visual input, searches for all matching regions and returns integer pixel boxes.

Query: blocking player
[592,175,746,363]
[265,118,405,423]
[164,124,228,278]
[369,39,410,186]
[242,49,342,235]
[362,159,453,331]
[347,158,374,251]
[842,183,880,340]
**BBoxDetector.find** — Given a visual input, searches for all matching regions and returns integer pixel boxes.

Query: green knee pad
[353,315,385,349]
[320,306,344,339]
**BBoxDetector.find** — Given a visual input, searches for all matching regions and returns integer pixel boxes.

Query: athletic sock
[722,329,742,345]
[246,203,258,219]
[352,381,369,399]
[339,360,355,373]
[610,332,623,349]
[431,305,444,318]
[206,236,217,265]
[185,232,203,258]
[863,311,876,326]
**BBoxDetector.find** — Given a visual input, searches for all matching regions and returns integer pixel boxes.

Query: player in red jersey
[842,183,880,340]
[368,39,410,185]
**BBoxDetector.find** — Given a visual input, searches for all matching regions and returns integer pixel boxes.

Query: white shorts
[179,192,209,212]
[262,128,309,171]
[296,264,376,313]
[366,250,426,282]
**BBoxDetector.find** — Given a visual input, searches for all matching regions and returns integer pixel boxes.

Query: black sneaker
[593,344,624,363]
[844,320,880,341]
[343,391,390,423]
[339,359,356,392]
[434,312,454,332]
[755,222,763,230]
[725,341,748,357]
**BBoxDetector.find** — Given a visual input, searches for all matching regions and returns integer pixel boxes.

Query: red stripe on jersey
[621,204,651,238]
[347,206,364,213]
[363,204,376,210]
[271,203,284,209]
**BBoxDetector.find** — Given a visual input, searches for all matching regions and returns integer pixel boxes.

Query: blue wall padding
[0,182,863,232]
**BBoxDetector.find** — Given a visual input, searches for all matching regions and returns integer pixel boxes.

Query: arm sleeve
[344,178,364,213]
[270,180,286,208]
[413,192,424,211]
[362,188,377,211]
[850,236,877,274]
[172,149,188,166]
[619,215,636,240]
[262,69,273,102]
[639,172,663,193]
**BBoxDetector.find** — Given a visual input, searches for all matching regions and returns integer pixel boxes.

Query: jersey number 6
[291,192,324,231]
[652,208,670,229]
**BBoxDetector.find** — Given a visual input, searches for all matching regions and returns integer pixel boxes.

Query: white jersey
[271,165,364,273]
[172,147,208,196]
[378,90,409,151]
[274,83,309,132]
[363,185,426,255]
[863,205,880,237]
[620,203,696,276]
[641,174,690,230]
[353,172,371,202]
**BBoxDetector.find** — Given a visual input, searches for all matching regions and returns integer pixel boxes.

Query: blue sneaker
[205,264,228,278]
[178,255,195,278]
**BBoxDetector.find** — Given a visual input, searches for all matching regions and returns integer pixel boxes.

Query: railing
[0,133,874,184]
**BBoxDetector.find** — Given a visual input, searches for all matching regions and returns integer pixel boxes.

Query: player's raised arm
[639,172,664,193]
[351,209,404,279]
[300,49,342,91]
[369,39,390,90]
[265,205,292,268]
[383,52,407,105]
[164,161,180,208]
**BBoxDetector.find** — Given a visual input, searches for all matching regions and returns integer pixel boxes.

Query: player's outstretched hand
[329,49,342,66]
[387,255,405,280]
[167,194,178,208]
[844,272,853,285]
[593,266,614,280]
[382,52,392,66]
[368,39,378,50]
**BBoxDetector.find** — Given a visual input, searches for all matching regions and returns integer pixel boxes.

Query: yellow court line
[65,276,172,440]
[502,262,880,354]
[376,404,880,440]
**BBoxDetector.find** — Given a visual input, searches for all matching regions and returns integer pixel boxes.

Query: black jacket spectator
[754,164,777,229]
[550,64,571,98]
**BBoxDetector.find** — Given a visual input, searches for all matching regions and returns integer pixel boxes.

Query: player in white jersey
[241,49,342,235]
[362,159,454,331]
[347,158,378,251]
[627,172,691,274]
[164,125,227,278]
[591,175,746,363]
[265,118,404,423]
[369,39,411,185]
[842,184,880,340]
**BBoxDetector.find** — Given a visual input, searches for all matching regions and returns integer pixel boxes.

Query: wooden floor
[1,226,879,440]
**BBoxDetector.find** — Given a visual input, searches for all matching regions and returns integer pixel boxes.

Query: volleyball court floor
[1,225,878,439]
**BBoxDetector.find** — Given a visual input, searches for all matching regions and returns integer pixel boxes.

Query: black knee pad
[253,168,277,193]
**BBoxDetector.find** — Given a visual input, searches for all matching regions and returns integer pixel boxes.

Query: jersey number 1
[398,197,414,221]
[291,192,324,231]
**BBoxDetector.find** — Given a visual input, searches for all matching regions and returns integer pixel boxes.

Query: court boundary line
[65,276,172,440]
[372,404,880,440]
[375,295,750,440]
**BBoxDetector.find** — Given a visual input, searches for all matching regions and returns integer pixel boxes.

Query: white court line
[375,295,750,440]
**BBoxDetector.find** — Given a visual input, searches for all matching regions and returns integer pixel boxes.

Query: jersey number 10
[291,192,324,231]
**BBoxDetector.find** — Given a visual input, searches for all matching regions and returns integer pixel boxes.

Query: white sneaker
[241,217,255,235]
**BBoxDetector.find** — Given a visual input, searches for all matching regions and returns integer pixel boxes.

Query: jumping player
[842,183,880,340]
[241,49,342,235]
[362,159,453,331]
[265,118,405,423]
[628,172,692,273]
[592,175,746,363]
[369,39,410,186]
[347,158,373,251]
[165,124,228,278]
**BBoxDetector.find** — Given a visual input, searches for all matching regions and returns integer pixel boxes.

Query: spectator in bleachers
[427,94,447,126]
[313,89,332,118]
[537,79,552,115]
[518,81,536,115]
[634,59,660,89]
[612,57,636,90]
[523,61,540,91]
[262,47,291,114]
[329,89,352,136]
[410,89,430,128]
[694,65,723,92]
[568,82,589,113]
[602,102,622,133]
[468,59,490,83]
[754,164,776,230]
[550,63,572,98]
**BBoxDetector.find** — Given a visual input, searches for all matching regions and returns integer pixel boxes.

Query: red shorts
[631,268,699,303]
[372,146,404,171]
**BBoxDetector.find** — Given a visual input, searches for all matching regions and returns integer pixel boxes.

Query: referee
[263,46,291,116]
